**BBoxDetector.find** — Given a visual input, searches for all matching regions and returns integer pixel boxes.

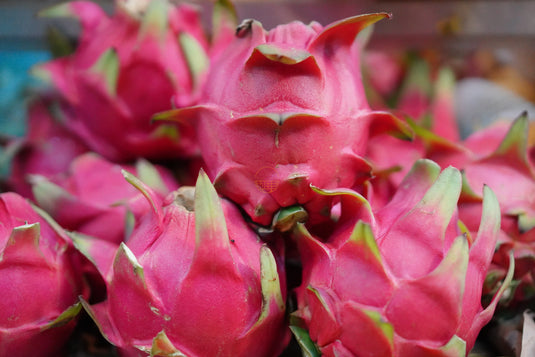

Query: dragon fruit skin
[363,55,464,205]
[29,152,179,244]
[291,159,513,356]
[156,13,410,226]
[77,170,289,356]
[7,95,89,199]
[0,192,89,357]
[452,113,535,303]
[33,0,209,161]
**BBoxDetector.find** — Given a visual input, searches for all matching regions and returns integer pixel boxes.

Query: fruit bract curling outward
[76,170,289,356]
[155,12,411,226]
[0,192,89,357]
[291,159,513,356]
[28,152,179,244]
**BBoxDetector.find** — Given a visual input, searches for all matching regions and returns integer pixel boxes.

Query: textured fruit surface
[0,192,88,357]
[29,152,179,244]
[156,13,410,226]
[34,0,209,161]
[292,159,513,356]
[77,171,289,356]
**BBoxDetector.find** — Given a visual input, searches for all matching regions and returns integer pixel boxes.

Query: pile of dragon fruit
[2,0,535,356]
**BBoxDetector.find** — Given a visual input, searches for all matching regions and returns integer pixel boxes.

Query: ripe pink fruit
[291,159,513,356]
[363,60,463,209]
[29,152,179,244]
[76,171,289,356]
[0,192,89,356]
[156,13,410,226]
[33,0,209,161]
[8,95,89,198]
[455,113,535,304]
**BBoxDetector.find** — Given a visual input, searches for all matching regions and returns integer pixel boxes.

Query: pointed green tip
[41,302,82,331]
[493,111,530,165]
[194,169,230,243]
[30,175,72,216]
[460,170,482,201]
[146,330,186,357]
[37,2,74,18]
[362,309,395,347]
[115,242,146,282]
[179,32,209,89]
[122,169,162,220]
[311,12,391,50]
[213,0,239,31]
[440,335,467,355]
[90,48,119,96]
[479,184,501,236]
[400,158,441,190]
[7,223,41,249]
[151,108,183,123]
[289,325,322,357]
[194,170,219,210]
[416,164,461,229]
[349,220,381,262]
[259,245,285,312]
[140,0,169,42]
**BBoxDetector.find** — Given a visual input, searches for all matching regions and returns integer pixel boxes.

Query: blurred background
[1,0,534,137]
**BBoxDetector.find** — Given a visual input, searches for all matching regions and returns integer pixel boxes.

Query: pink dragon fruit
[33,0,209,161]
[453,113,535,304]
[7,95,89,198]
[0,192,89,356]
[363,62,464,209]
[29,152,179,244]
[155,12,411,226]
[75,170,289,356]
[291,159,513,356]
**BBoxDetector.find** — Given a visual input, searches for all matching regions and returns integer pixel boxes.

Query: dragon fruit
[0,192,89,356]
[155,12,411,226]
[29,152,179,244]
[33,0,209,161]
[291,159,513,356]
[76,170,289,356]
[7,95,89,198]
[363,61,464,209]
[453,113,535,304]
